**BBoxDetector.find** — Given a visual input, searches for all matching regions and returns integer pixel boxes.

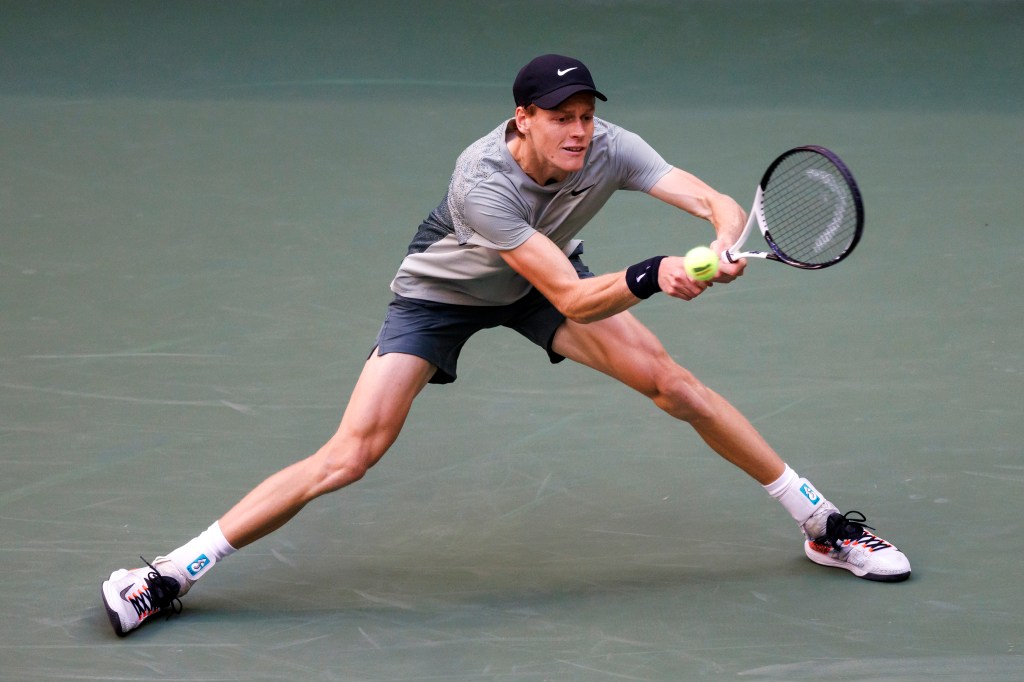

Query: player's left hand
[657,256,711,300]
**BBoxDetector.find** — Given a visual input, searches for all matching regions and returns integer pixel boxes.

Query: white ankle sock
[163,521,237,589]
[763,464,826,526]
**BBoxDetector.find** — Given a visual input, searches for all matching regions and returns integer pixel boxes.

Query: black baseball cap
[513,54,607,109]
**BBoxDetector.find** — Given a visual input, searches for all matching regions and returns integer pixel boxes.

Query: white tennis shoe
[802,504,911,582]
[101,557,187,636]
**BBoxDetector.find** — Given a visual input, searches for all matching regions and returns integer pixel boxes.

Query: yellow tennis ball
[684,246,719,281]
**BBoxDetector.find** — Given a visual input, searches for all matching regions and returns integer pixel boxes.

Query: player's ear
[514,105,533,135]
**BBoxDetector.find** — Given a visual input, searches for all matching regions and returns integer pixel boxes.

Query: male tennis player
[102,54,910,636]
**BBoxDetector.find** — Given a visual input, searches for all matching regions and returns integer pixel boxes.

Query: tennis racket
[723,146,864,269]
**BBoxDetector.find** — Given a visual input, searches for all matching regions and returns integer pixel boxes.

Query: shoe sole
[804,541,911,583]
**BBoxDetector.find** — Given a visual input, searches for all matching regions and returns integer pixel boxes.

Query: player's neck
[507,135,568,186]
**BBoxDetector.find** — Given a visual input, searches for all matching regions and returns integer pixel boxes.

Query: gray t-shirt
[390,117,672,306]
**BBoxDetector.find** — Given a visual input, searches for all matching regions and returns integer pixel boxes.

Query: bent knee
[646,364,716,423]
[310,439,379,494]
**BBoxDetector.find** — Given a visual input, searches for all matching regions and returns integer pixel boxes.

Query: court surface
[2,1,1022,680]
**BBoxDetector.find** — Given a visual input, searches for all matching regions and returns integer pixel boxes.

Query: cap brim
[533,84,608,109]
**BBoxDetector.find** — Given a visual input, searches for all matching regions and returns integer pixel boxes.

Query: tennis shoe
[803,509,911,582]
[101,556,186,636]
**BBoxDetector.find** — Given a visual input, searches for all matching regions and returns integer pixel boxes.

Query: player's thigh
[551,312,679,396]
[334,349,436,450]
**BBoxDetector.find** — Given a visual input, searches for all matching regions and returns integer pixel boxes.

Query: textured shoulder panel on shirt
[447,122,513,244]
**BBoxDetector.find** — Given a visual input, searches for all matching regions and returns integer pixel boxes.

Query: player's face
[516,94,595,184]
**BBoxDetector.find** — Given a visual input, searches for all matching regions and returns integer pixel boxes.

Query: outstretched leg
[101,350,436,636]
[551,312,785,484]
[219,350,436,548]
[551,313,911,582]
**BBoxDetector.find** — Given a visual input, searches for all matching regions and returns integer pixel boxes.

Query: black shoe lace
[140,556,183,620]
[821,511,890,551]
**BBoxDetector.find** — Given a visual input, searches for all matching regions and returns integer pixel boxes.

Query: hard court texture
[1,1,1021,680]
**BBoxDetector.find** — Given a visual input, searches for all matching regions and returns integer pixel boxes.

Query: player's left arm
[647,167,747,282]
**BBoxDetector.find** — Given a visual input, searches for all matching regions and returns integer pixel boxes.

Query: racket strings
[761,152,859,266]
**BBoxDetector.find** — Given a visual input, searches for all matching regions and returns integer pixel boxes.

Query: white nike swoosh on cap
[557,67,578,76]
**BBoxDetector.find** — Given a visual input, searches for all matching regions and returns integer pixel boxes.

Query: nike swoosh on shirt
[557,67,579,76]
[570,184,595,196]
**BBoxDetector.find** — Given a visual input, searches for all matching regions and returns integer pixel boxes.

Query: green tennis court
[2,1,1021,679]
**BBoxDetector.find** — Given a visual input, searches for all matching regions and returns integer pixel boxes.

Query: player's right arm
[499,232,705,323]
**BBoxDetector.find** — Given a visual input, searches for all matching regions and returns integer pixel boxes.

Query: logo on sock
[187,554,210,577]
[799,483,821,505]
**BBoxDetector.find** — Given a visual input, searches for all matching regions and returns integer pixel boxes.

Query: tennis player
[102,54,910,636]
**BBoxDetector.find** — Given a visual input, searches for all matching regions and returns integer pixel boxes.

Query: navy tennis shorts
[373,245,594,384]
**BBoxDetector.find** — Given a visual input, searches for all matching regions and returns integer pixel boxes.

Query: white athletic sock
[763,464,826,526]
[162,521,237,592]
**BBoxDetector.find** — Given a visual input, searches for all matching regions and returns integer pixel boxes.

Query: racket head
[756,145,864,269]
